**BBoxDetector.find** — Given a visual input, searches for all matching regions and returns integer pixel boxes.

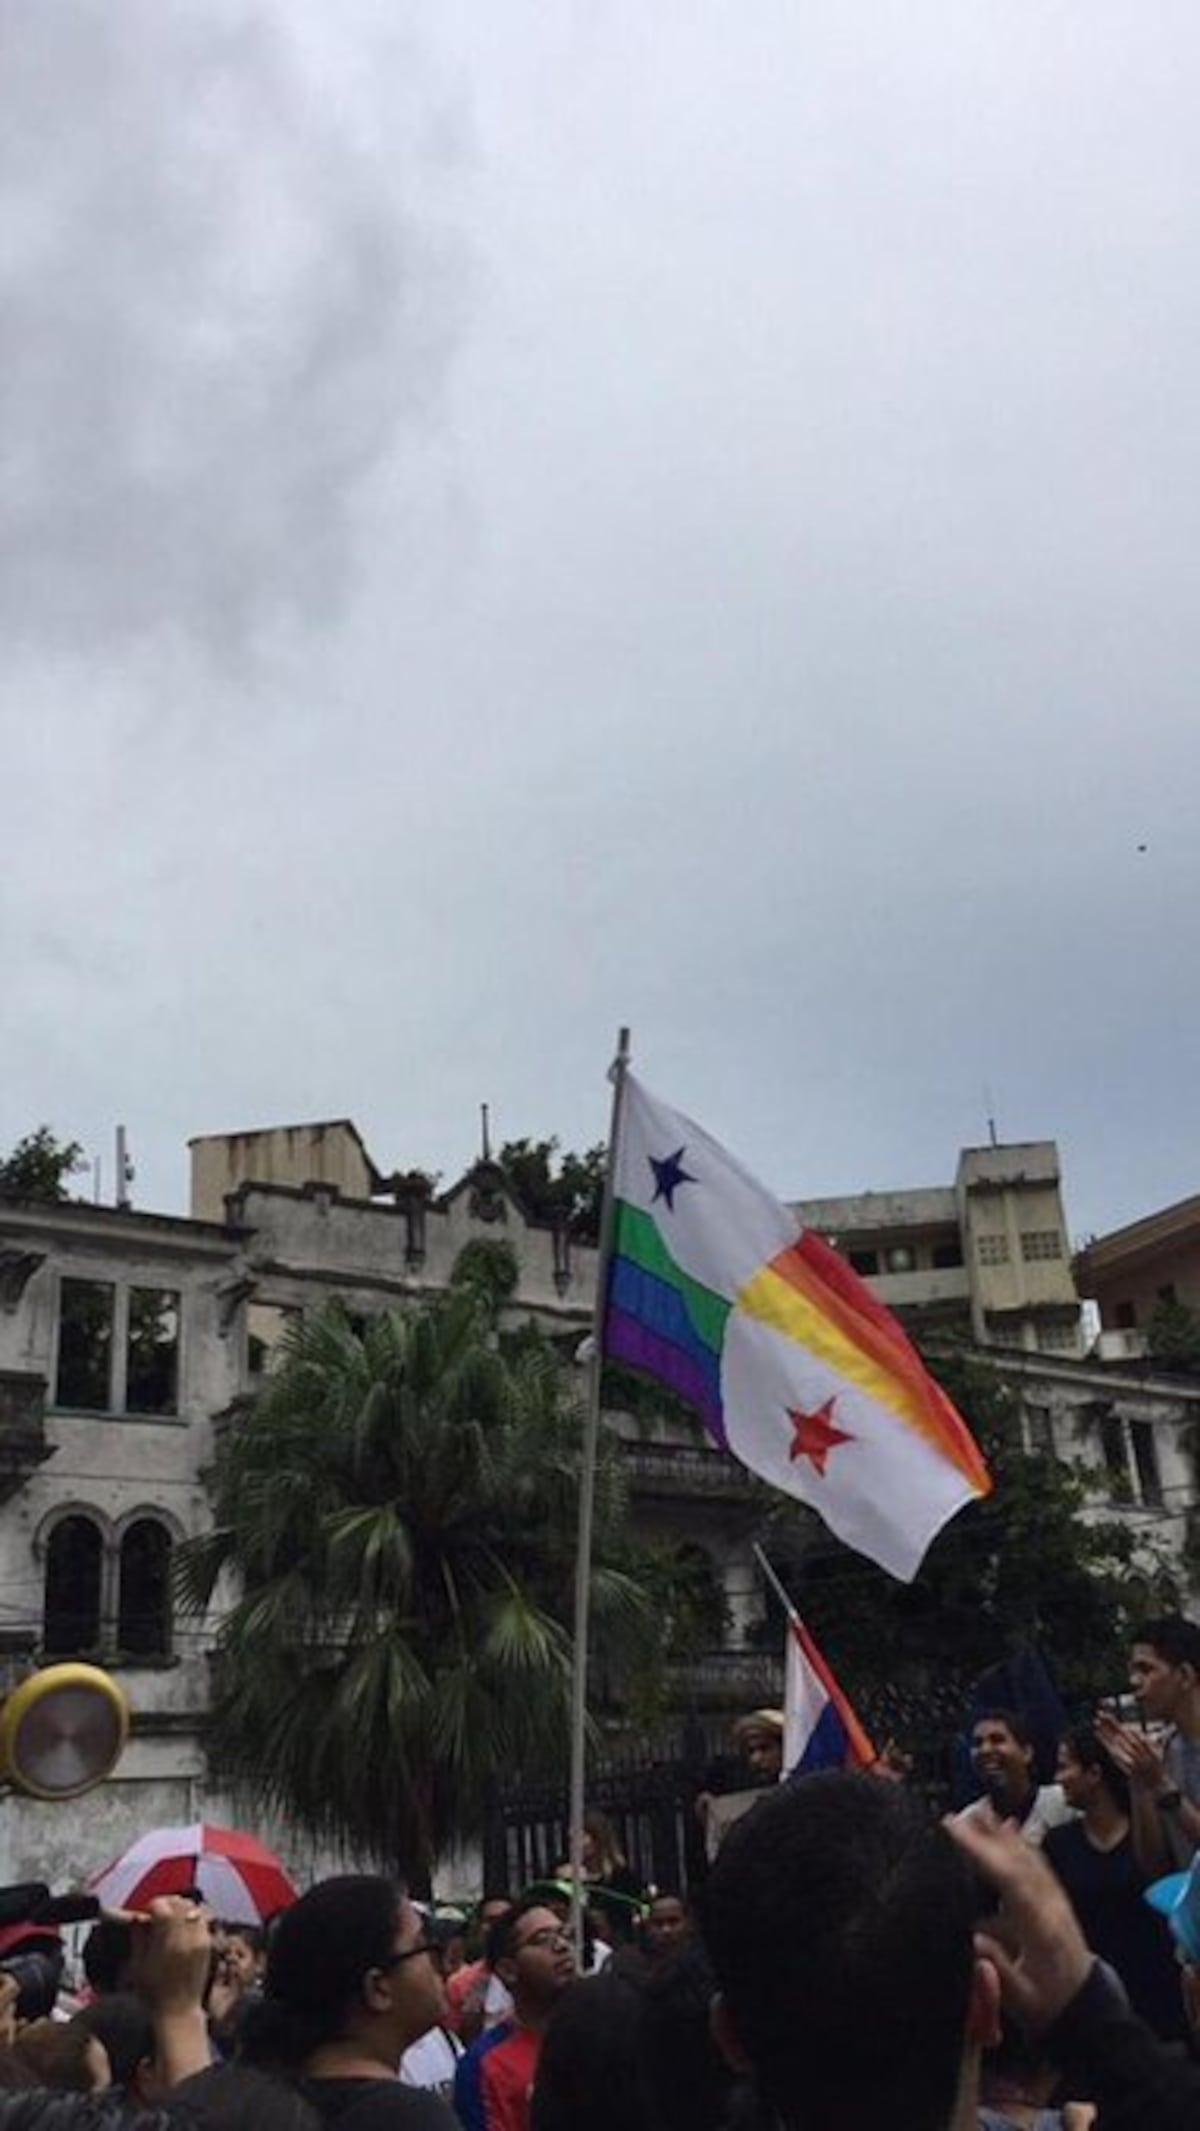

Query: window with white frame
[1021,1230,1064,1261]
[977,1234,1009,1265]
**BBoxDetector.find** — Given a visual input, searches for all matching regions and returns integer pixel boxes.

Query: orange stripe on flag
[793,1616,876,1767]
[741,1231,990,1493]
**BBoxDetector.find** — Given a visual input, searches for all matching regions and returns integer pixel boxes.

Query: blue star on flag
[649,1146,696,1212]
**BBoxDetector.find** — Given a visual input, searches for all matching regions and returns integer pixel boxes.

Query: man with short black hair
[453,1901,574,2131]
[704,1772,1000,2131]
[1097,1614,1200,1874]
[955,1709,1074,1848]
[643,1893,690,1969]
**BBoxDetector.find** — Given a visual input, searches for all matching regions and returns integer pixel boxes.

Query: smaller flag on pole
[783,1616,875,1777]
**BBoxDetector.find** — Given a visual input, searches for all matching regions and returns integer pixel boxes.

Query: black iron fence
[483,1734,709,1897]
[483,1676,974,1897]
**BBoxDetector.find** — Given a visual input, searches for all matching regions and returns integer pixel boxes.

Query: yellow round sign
[0,1664,130,1801]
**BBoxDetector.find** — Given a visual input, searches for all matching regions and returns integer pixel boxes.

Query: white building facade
[0,1120,1196,1886]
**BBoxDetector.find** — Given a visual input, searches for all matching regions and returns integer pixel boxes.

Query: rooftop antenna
[983,1086,999,1149]
[480,1102,491,1164]
[115,1125,134,1210]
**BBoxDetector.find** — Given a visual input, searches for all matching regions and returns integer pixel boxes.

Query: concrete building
[189,1120,382,1225]
[1075,1193,1200,1357]
[0,1196,242,1886]
[795,1140,1083,1357]
[0,1119,1193,1885]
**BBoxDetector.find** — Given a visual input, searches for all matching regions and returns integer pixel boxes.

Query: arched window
[43,1516,104,1656]
[117,1519,172,1658]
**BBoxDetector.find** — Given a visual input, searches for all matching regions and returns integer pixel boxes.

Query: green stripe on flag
[612,1202,732,1349]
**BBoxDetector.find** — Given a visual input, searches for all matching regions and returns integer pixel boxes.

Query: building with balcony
[1075,1193,1200,1353]
[794,1139,1083,1358]
[0,1116,1194,1886]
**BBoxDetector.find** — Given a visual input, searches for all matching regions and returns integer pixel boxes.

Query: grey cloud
[0,2,457,652]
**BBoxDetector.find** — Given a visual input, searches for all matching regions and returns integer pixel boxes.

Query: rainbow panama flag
[603,1074,991,1581]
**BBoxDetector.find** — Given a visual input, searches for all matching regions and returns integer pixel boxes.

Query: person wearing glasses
[453,1899,575,2131]
[240,1874,454,2128]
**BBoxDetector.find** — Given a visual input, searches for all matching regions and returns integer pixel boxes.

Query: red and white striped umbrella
[88,1823,298,1926]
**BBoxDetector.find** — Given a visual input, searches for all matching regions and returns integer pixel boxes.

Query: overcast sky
[1,0,1197,1245]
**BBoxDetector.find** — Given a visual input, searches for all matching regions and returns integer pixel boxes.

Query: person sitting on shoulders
[955,1710,1075,1848]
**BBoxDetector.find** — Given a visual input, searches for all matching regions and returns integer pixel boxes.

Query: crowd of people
[0,1614,1200,2128]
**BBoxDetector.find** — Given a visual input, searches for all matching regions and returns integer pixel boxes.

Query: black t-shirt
[301,2078,457,2131]
[1042,1821,1188,2041]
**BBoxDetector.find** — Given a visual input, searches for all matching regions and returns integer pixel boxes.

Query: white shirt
[483,1971,514,2025]
[955,1782,1077,1848]
[400,2026,463,2097]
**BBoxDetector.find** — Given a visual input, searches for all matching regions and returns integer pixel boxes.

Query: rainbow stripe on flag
[603,1074,990,1581]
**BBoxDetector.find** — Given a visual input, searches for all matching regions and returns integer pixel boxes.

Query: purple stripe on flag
[605,1305,727,1448]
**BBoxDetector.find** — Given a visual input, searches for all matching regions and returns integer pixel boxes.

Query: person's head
[587,1887,641,1950]
[467,1894,512,1963]
[970,1710,1036,1810]
[639,1940,740,2131]
[70,1997,156,2109]
[529,1967,647,2131]
[979,2016,1060,2115]
[704,1771,997,2131]
[1130,1616,1200,1723]
[488,1898,576,2023]
[581,1811,625,1879]
[732,1710,784,1785]
[427,1909,467,1977]
[82,1919,135,1998]
[1056,1724,1131,1817]
[222,1925,266,1990]
[0,1932,64,2025]
[12,2022,109,2094]
[643,1894,690,1967]
[243,1875,445,2075]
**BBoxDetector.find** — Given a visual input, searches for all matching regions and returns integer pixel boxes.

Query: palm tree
[176,1291,648,1887]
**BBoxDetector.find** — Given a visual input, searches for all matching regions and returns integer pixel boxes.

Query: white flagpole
[754,1543,805,1780]
[568,1026,631,1963]
[752,1540,802,1629]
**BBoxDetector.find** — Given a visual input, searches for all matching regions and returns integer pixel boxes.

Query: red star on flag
[788,1397,855,1476]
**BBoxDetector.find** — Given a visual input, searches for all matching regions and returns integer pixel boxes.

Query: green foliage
[176,1294,651,1882]
[0,1127,86,1202]
[1146,1299,1200,1379]
[761,1351,1180,1710]
[449,1238,520,1312]
[498,1137,606,1243]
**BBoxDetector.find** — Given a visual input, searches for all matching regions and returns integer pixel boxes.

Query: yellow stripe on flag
[735,1260,978,1479]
